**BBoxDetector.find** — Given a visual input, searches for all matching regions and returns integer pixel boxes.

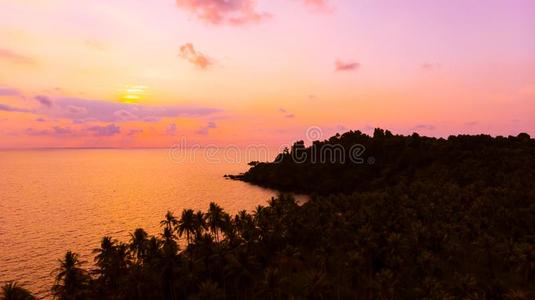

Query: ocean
[0,149,284,298]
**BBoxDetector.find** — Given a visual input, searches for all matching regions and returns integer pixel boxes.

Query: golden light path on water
[0,149,304,298]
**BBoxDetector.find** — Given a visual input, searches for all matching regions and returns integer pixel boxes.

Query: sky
[0,0,534,149]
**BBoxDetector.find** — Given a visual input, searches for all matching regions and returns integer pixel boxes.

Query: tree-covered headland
[2,129,534,300]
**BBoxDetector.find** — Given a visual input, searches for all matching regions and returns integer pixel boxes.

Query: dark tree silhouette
[178,209,196,244]
[206,202,225,242]
[129,228,148,263]
[1,282,35,300]
[51,251,90,300]
[7,129,534,299]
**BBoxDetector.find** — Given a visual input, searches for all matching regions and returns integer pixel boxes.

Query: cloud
[421,62,440,71]
[53,126,75,136]
[413,124,436,131]
[24,124,124,138]
[35,118,47,122]
[24,128,50,136]
[85,124,121,137]
[25,126,74,137]
[278,107,295,118]
[197,121,217,135]
[175,0,270,26]
[166,123,178,135]
[35,97,221,123]
[335,60,360,72]
[302,0,332,12]
[303,0,327,6]
[113,109,138,121]
[0,87,22,97]
[0,49,35,65]
[66,105,88,115]
[127,128,143,136]
[335,124,347,131]
[0,103,30,113]
[34,95,53,108]
[179,43,214,70]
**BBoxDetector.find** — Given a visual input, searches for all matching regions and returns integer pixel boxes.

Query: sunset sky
[1,0,534,148]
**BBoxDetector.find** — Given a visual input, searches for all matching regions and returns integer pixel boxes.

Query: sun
[119,85,147,104]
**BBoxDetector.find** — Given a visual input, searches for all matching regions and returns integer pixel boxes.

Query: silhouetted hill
[236,129,535,195]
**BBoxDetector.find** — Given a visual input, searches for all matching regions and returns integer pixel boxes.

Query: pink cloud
[0,103,29,113]
[86,124,121,137]
[113,109,138,121]
[302,0,333,13]
[278,107,295,118]
[179,43,214,70]
[413,124,436,131]
[34,95,53,108]
[303,0,329,10]
[23,124,122,138]
[421,62,441,71]
[127,128,143,136]
[25,126,74,137]
[0,87,22,97]
[197,121,217,135]
[0,49,35,65]
[66,105,88,115]
[166,123,177,135]
[335,59,360,72]
[175,0,270,26]
[303,0,327,5]
[32,97,221,123]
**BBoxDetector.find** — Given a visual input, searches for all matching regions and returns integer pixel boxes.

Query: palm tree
[93,237,130,292]
[144,236,161,260]
[160,210,178,231]
[161,226,176,244]
[221,213,237,244]
[253,205,270,236]
[193,280,223,300]
[129,228,148,263]
[206,202,225,242]
[178,209,196,244]
[257,267,285,300]
[253,205,266,221]
[93,236,115,278]
[51,251,90,300]
[190,232,216,259]
[194,211,207,238]
[223,248,259,299]
[1,282,35,300]
[235,210,255,242]
[159,228,180,300]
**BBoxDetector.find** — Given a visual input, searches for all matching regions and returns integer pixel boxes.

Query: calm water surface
[0,149,283,298]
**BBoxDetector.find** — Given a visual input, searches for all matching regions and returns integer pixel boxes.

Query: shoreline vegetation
[3,129,535,299]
